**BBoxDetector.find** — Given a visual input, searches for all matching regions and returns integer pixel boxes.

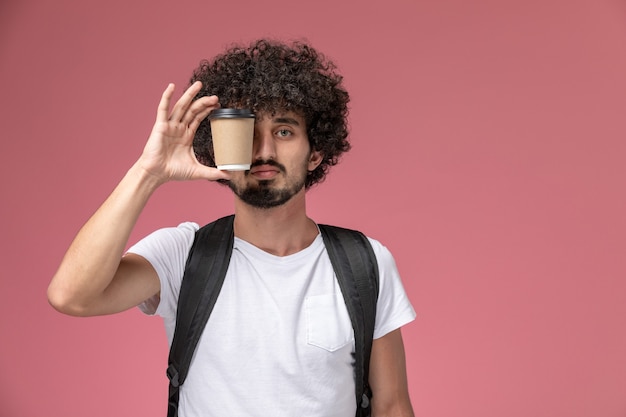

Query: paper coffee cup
[208,109,255,170]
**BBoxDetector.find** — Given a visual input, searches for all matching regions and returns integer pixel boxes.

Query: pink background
[1,0,625,416]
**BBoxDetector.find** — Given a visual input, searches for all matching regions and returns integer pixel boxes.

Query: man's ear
[308,150,323,171]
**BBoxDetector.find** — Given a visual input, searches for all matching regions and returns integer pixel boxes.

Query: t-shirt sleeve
[368,238,416,339]
[125,222,199,318]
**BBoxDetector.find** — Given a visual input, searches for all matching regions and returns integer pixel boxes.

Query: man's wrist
[126,161,165,194]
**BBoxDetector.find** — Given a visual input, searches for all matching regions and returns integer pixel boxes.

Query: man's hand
[138,81,230,184]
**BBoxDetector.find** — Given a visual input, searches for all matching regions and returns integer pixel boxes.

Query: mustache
[249,159,286,173]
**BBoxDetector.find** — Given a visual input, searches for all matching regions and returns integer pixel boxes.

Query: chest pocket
[305,293,354,352]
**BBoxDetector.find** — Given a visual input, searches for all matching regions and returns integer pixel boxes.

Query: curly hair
[191,39,351,188]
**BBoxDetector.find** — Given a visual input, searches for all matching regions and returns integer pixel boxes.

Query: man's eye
[276,129,292,137]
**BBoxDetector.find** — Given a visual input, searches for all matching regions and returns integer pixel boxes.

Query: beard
[227,159,307,209]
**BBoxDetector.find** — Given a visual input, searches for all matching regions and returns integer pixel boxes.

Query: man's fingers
[169,81,203,122]
[156,83,176,122]
[154,82,217,143]
[183,95,219,130]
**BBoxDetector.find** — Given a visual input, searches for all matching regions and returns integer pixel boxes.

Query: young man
[48,39,416,417]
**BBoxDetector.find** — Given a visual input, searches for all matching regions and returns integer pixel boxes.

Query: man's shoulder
[150,221,201,242]
[128,221,200,256]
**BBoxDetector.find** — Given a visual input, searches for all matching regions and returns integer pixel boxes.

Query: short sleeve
[367,238,416,339]
[126,222,199,318]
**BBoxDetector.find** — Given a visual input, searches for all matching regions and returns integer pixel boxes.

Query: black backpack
[166,215,379,417]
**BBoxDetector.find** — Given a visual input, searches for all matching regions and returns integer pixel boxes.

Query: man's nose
[252,130,277,161]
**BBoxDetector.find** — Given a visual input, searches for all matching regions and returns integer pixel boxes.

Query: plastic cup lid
[209,109,255,119]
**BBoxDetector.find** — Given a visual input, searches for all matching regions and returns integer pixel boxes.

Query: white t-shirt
[128,221,416,417]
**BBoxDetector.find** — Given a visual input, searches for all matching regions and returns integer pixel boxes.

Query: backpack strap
[319,224,380,417]
[166,215,235,417]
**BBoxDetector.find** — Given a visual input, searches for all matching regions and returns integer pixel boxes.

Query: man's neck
[232,190,318,257]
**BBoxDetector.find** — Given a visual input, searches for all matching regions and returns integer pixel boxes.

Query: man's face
[227,111,322,209]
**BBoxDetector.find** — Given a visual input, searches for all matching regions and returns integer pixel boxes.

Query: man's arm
[47,165,163,316]
[369,328,415,417]
[48,82,228,317]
